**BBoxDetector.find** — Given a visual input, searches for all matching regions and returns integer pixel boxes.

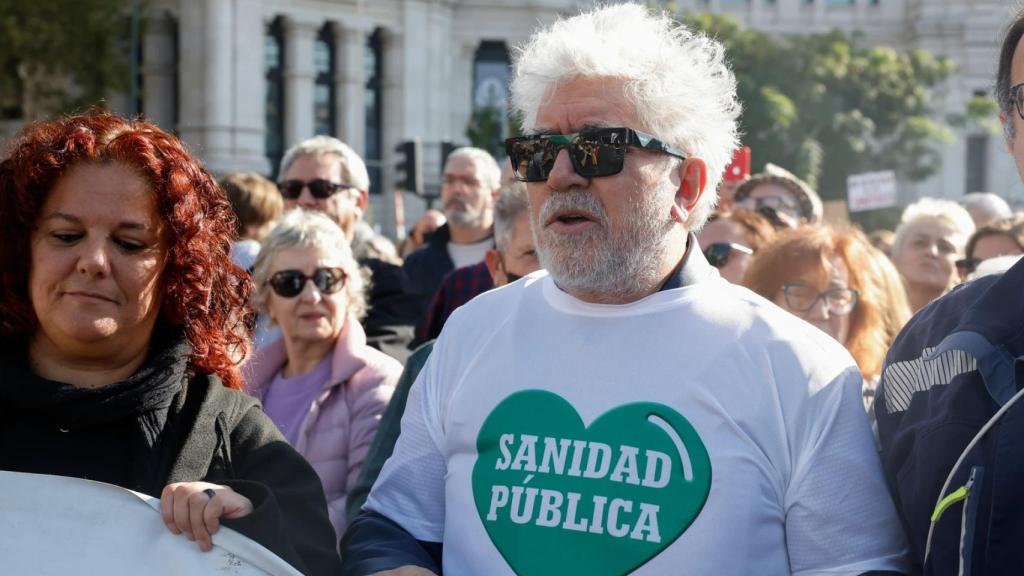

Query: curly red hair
[0,112,253,389]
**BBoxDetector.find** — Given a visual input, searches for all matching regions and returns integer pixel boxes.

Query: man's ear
[671,157,707,224]
[484,249,506,285]
[356,189,370,215]
[1000,110,1014,153]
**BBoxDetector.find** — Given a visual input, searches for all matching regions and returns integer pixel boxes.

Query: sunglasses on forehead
[504,127,688,183]
[277,179,356,200]
[267,268,346,298]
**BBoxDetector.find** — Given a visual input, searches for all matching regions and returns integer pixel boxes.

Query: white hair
[960,192,1012,226]
[893,197,976,252]
[445,146,502,191]
[278,136,371,192]
[252,208,368,320]
[510,2,741,228]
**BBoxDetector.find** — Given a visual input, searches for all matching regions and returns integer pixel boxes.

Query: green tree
[0,0,133,121]
[680,12,963,206]
[466,106,506,158]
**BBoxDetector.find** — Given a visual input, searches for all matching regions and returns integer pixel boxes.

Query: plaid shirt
[414,261,494,344]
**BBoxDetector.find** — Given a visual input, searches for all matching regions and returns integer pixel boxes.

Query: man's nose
[546,149,589,192]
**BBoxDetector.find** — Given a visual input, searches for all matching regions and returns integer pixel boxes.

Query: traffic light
[394,139,423,194]
[440,140,458,173]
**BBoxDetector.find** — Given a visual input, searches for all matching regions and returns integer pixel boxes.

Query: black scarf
[0,329,193,493]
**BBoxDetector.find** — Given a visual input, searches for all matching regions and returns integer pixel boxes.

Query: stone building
[121,0,1021,236]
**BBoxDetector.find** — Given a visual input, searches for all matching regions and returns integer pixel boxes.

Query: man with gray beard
[402,147,500,322]
[342,4,908,575]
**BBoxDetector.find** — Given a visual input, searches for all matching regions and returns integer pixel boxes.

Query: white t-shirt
[447,237,492,269]
[366,271,909,576]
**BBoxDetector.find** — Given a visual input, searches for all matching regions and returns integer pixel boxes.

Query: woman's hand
[160,482,254,552]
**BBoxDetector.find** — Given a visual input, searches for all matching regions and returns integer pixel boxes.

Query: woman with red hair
[743,226,912,416]
[0,112,340,574]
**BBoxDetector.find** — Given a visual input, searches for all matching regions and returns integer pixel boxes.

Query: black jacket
[401,223,457,323]
[0,336,342,576]
[876,258,1024,575]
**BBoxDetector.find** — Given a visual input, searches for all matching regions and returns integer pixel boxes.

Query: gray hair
[493,182,531,253]
[252,208,368,321]
[278,136,371,192]
[510,3,741,229]
[893,197,976,253]
[445,147,502,191]
[960,192,1012,226]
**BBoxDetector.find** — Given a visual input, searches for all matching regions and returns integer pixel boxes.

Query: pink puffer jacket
[243,316,400,542]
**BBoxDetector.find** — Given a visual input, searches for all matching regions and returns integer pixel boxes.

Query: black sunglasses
[703,242,754,268]
[505,127,688,182]
[955,257,980,276]
[277,179,355,200]
[268,268,346,298]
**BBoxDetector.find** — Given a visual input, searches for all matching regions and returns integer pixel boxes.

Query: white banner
[0,471,302,576]
[847,170,898,212]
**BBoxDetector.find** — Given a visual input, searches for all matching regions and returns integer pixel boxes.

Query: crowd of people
[3,2,1024,575]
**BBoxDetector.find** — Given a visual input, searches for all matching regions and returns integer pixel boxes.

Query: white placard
[847,170,898,212]
[0,471,302,576]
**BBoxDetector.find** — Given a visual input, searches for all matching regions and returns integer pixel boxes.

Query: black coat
[0,336,342,576]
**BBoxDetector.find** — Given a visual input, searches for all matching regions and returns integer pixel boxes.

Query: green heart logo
[472,390,711,576]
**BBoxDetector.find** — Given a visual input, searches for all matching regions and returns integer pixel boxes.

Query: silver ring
[203,488,217,500]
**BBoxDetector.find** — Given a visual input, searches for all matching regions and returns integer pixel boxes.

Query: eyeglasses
[781,284,859,316]
[1012,82,1024,121]
[267,268,346,298]
[505,127,687,182]
[277,179,356,200]
[703,242,754,268]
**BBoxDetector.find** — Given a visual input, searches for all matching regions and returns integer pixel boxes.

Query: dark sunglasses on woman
[505,127,688,182]
[703,242,754,268]
[268,268,347,298]
[277,179,355,200]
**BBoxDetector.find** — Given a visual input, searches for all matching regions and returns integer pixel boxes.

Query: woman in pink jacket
[244,208,401,542]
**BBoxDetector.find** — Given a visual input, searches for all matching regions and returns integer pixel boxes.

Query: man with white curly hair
[340,4,908,575]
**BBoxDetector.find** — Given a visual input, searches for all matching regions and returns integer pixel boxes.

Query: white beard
[532,186,676,300]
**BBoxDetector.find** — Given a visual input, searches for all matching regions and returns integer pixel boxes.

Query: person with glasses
[874,14,1024,574]
[246,209,401,543]
[277,136,420,363]
[743,226,911,416]
[731,163,823,229]
[890,198,975,312]
[402,147,501,323]
[341,5,908,576]
[697,208,776,284]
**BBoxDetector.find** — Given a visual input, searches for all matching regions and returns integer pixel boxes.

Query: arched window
[471,41,511,158]
[314,23,336,136]
[365,28,383,195]
[265,16,285,177]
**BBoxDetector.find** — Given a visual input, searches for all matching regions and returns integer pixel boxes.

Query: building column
[177,0,232,165]
[336,22,367,154]
[378,27,404,238]
[176,0,268,174]
[452,39,477,143]
[141,12,176,131]
[283,16,319,149]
